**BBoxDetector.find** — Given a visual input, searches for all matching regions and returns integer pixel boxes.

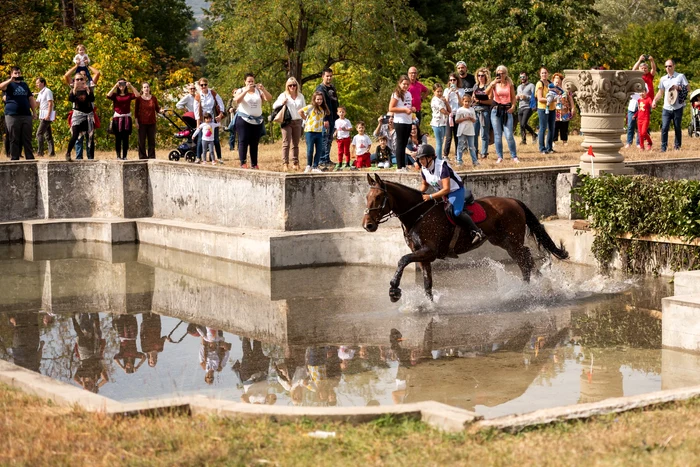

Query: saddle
[444,190,487,258]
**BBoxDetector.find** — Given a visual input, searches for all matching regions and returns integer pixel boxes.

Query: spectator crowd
[1,51,692,170]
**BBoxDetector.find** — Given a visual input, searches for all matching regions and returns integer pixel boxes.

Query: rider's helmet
[416,144,437,166]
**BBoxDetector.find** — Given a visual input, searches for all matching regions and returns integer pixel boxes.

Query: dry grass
[3,383,700,465]
[4,132,700,173]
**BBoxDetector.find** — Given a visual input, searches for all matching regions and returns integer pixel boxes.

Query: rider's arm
[419,179,429,193]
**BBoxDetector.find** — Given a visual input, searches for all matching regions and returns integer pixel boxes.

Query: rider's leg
[448,188,484,244]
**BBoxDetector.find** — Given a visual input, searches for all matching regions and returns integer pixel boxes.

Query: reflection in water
[0,241,695,418]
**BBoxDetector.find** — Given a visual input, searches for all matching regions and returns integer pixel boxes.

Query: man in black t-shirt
[456,61,476,96]
[0,66,37,160]
[315,68,339,167]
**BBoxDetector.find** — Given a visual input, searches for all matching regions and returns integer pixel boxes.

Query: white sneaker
[311,167,323,173]
[304,166,311,173]
[396,167,407,173]
[496,158,503,164]
[513,157,520,163]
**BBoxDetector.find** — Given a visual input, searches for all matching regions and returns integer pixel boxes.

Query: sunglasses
[288,84,297,87]
[75,78,84,81]
[200,83,208,87]
[449,79,457,82]
[665,65,673,68]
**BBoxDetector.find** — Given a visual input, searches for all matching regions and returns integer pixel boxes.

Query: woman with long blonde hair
[388,75,415,171]
[486,65,519,163]
[272,77,306,171]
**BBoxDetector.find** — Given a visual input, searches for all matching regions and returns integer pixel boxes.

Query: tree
[131,0,195,62]
[204,0,424,94]
[453,0,608,74]
[1,0,194,151]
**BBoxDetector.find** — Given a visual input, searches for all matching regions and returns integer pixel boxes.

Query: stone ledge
[22,218,137,244]
[476,385,700,433]
[0,358,480,432]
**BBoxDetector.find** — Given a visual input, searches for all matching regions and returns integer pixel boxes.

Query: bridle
[364,185,437,225]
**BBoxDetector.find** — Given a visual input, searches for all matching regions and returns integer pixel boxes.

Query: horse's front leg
[420,261,433,301]
[389,247,437,302]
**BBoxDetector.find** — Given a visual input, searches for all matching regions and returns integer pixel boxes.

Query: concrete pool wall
[4,158,700,269]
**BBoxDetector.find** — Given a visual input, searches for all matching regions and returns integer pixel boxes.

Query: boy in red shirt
[636,87,653,150]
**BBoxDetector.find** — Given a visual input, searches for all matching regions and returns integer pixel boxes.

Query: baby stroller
[161,109,197,162]
[689,89,700,138]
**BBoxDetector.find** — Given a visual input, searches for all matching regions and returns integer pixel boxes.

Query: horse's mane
[383,180,423,199]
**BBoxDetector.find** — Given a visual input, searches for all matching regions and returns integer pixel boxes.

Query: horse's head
[363,174,391,232]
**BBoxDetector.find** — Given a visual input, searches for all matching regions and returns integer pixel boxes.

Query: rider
[416,144,484,244]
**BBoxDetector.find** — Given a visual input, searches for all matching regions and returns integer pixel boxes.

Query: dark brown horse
[362,174,569,302]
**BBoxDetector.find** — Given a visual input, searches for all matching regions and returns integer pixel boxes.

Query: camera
[643,55,649,61]
[496,73,503,80]
[381,115,389,124]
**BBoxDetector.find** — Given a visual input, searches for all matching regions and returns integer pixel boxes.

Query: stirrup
[471,230,484,244]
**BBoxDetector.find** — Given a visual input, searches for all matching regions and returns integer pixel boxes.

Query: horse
[362,174,569,302]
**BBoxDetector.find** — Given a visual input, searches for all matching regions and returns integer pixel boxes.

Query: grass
[3,383,700,465]
[3,132,700,173]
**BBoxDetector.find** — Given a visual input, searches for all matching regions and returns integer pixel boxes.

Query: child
[636,86,653,150]
[454,94,478,166]
[430,83,450,161]
[73,44,93,84]
[374,135,393,169]
[545,83,563,114]
[192,113,219,165]
[333,106,352,170]
[351,121,372,170]
[299,91,329,173]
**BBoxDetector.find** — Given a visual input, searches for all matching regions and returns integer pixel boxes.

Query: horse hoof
[389,287,402,302]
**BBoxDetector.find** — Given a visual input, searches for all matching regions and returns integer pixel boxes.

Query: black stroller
[689,89,700,138]
[161,109,198,162]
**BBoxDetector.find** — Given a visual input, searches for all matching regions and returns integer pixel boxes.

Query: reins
[365,185,442,225]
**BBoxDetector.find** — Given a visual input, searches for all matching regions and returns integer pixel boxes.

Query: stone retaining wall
[2,158,700,233]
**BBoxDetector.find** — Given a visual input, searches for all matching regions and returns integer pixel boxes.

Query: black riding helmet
[416,144,436,166]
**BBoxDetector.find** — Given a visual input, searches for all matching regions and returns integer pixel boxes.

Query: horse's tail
[516,200,569,260]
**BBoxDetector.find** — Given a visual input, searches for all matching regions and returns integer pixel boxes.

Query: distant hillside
[187,0,210,20]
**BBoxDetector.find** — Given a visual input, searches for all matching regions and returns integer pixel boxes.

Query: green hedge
[573,174,700,274]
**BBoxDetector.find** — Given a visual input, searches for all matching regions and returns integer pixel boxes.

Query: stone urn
[563,70,645,175]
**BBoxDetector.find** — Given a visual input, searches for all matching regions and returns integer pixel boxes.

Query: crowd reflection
[0,309,665,412]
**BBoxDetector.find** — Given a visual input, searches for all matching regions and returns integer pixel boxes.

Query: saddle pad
[466,202,487,224]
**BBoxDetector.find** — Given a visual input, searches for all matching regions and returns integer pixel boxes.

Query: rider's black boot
[455,211,484,244]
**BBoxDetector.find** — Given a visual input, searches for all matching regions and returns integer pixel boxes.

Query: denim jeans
[75,135,85,159]
[305,131,324,167]
[474,108,490,156]
[661,108,684,151]
[320,116,335,164]
[432,125,446,161]
[491,108,518,160]
[538,109,556,153]
[457,135,477,164]
[626,110,639,146]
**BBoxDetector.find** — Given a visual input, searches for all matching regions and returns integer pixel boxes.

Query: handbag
[273,104,287,124]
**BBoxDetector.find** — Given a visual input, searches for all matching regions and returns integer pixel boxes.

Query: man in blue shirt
[0,66,38,160]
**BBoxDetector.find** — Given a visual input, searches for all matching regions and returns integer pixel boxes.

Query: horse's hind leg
[504,242,535,282]
[390,247,437,302]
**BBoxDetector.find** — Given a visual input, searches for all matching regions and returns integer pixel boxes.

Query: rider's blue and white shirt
[420,158,463,193]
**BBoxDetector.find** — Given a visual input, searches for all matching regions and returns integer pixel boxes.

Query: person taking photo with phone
[0,66,37,160]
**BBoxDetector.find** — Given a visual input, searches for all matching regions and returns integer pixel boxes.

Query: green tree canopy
[204,0,424,95]
[453,0,606,75]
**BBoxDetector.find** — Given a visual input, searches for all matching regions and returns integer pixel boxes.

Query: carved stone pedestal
[563,70,645,176]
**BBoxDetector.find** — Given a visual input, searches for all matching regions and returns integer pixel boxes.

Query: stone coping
[4,356,700,433]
